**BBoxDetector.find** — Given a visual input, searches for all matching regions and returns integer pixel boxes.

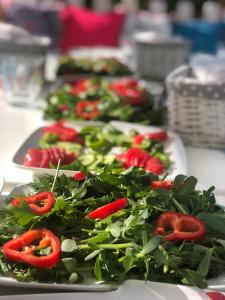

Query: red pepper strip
[73,171,86,181]
[154,212,206,242]
[134,131,168,145]
[86,197,128,220]
[151,181,174,190]
[75,100,100,120]
[44,121,78,142]
[11,192,54,215]
[145,157,165,175]
[2,229,60,269]
[207,292,225,300]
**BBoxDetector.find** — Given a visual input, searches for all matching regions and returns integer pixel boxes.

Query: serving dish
[12,121,187,177]
[0,280,209,299]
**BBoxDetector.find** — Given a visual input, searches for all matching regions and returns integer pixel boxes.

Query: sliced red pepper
[134,131,168,145]
[151,180,174,190]
[59,104,69,112]
[154,212,206,242]
[11,192,54,215]
[73,171,86,181]
[23,147,76,169]
[2,229,60,269]
[44,121,79,142]
[207,292,225,300]
[75,100,100,120]
[86,197,128,220]
[70,79,87,95]
[116,148,165,175]
[145,157,165,175]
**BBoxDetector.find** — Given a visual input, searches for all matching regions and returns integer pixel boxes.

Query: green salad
[0,168,225,289]
[23,122,170,175]
[44,78,164,125]
[57,56,132,77]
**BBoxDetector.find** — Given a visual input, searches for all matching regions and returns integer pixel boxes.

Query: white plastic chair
[175,0,194,22]
[202,1,222,23]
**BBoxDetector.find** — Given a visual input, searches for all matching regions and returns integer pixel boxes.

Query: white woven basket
[134,32,190,81]
[166,65,225,148]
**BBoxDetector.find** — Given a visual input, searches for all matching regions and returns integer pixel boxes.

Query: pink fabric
[59,6,125,52]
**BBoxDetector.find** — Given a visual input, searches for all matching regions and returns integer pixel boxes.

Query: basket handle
[166,65,190,83]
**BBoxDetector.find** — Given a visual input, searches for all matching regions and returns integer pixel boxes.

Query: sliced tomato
[134,131,168,145]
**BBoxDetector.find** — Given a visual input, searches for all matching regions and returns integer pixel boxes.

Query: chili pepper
[134,131,168,145]
[207,292,225,300]
[44,121,78,142]
[75,100,100,120]
[151,180,174,190]
[86,197,128,220]
[73,171,86,181]
[11,192,54,215]
[154,212,206,242]
[23,147,76,168]
[2,229,60,269]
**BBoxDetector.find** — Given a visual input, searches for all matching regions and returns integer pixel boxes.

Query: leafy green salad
[0,168,225,289]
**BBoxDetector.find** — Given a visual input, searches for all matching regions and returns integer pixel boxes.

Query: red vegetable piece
[207,292,225,300]
[75,100,100,120]
[86,197,128,220]
[59,104,69,112]
[145,157,165,175]
[154,212,206,242]
[24,147,76,169]
[44,121,78,142]
[134,131,168,145]
[73,171,86,181]
[151,180,174,190]
[2,229,60,269]
[11,192,54,215]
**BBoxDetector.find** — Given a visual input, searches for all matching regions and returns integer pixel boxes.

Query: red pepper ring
[2,229,60,269]
[154,212,206,242]
[86,197,128,220]
[11,192,54,216]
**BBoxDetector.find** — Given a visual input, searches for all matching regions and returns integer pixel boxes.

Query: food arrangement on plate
[0,168,225,290]
[57,56,132,77]
[44,78,164,125]
[22,121,170,175]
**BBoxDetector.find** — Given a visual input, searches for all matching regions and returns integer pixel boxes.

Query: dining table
[0,79,225,298]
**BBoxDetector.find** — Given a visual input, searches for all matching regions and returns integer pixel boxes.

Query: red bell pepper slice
[44,121,79,143]
[117,148,165,175]
[151,180,174,190]
[207,292,225,300]
[75,100,100,120]
[70,79,87,95]
[23,147,76,168]
[2,229,60,269]
[73,171,86,181]
[154,212,205,242]
[11,192,54,215]
[145,157,165,175]
[134,131,168,145]
[86,197,128,220]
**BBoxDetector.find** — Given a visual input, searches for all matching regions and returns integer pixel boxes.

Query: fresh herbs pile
[57,56,132,77]
[0,169,225,289]
[44,78,164,125]
[23,121,170,175]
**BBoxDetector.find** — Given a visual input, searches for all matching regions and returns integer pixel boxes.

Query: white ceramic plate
[12,121,187,178]
[0,280,209,299]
